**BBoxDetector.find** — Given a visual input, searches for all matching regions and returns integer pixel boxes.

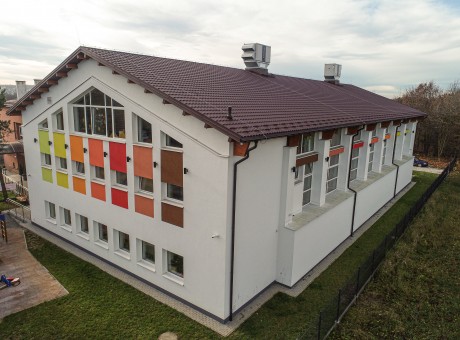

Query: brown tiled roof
[8,46,425,142]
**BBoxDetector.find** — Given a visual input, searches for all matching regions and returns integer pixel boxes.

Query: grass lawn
[330,172,460,339]
[0,172,437,339]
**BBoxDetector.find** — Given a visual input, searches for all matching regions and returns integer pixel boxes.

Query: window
[72,88,125,138]
[46,201,56,220]
[368,143,375,172]
[138,177,153,193]
[118,231,130,252]
[38,118,48,129]
[297,133,315,155]
[165,134,183,149]
[330,130,342,148]
[14,122,22,140]
[372,129,377,137]
[302,163,313,206]
[382,140,388,165]
[41,153,52,166]
[115,171,127,186]
[57,157,67,170]
[55,111,64,130]
[97,222,108,242]
[294,166,302,183]
[137,116,152,143]
[326,155,339,193]
[350,147,359,181]
[93,166,105,180]
[141,241,155,264]
[62,208,71,226]
[167,251,184,278]
[167,183,183,201]
[78,215,89,234]
[74,161,85,175]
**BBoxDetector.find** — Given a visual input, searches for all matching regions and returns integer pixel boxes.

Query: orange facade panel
[70,135,84,162]
[91,181,106,201]
[135,194,154,218]
[88,138,104,167]
[73,176,86,195]
[161,150,183,187]
[133,145,153,179]
[161,202,183,228]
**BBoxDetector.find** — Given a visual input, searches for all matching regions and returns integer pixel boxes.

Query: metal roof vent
[324,63,342,84]
[242,43,271,74]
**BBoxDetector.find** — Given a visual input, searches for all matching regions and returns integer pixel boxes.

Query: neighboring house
[1,81,28,176]
[7,45,425,322]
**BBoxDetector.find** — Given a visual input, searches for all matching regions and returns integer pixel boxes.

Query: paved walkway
[8,182,415,336]
[0,217,68,320]
[413,166,443,174]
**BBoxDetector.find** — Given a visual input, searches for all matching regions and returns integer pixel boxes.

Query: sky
[1,0,460,98]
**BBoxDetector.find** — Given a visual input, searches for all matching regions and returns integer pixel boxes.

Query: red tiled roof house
[8,44,424,322]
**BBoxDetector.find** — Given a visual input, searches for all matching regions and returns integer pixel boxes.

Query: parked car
[414,157,429,167]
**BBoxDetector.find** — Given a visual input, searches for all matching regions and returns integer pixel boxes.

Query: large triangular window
[72,88,125,139]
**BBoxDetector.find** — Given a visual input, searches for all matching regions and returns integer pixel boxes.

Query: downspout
[229,140,258,321]
[347,126,365,237]
[392,122,402,197]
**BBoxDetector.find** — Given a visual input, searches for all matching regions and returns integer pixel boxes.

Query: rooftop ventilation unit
[324,63,342,84]
[242,43,271,74]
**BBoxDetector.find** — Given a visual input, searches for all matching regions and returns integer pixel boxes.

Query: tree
[0,87,11,201]
[395,81,460,159]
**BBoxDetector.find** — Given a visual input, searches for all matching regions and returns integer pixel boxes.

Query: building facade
[8,46,424,322]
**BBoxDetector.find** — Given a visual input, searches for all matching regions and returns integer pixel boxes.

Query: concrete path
[8,182,415,336]
[413,166,443,174]
[0,217,68,320]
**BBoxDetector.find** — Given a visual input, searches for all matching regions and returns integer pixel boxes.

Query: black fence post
[336,289,342,322]
[356,267,361,297]
[317,311,322,340]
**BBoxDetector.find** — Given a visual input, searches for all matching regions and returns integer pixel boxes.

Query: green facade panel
[42,167,53,183]
[56,171,68,188]
[39,130,50,154]
[53,132,67,158]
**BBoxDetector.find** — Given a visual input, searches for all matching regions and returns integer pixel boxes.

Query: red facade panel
[109,142,127,173]
[91,182,106,201]
[111,188,128,209]
[88,138,104,167]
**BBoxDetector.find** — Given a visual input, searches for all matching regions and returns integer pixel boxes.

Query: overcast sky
[1,0,459,98]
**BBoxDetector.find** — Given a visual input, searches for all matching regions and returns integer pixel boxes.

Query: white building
[8,45,425,322]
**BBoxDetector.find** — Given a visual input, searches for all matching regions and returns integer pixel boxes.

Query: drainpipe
[347,126,365,237]
[392,122,402,197]
[229,140,258,321]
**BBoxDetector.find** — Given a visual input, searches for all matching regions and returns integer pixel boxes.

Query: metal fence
[2,172,29,198]
[5,198,31,222]
[297,157,457,340]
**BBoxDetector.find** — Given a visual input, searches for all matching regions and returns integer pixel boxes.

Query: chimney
[242,43,271,75]
[16,81,27,100]
[34,79,42,85]
[324,64,342,84]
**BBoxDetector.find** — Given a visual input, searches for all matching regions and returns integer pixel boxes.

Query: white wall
[396,157,414,193]
[232,138,285,311]
[22,59,233,320]
[353,168,397,230]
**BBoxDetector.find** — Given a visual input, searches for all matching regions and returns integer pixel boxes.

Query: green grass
[0,172,437,339]
[330,172,460,339]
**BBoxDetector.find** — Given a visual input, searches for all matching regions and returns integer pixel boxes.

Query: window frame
[297,133,315,156]
[114,170,128,187]
[73,161,85,175]
[54,110,64,131]
[62,208,72,227]
[56,156,67,171]
[326,154,340,194]
[136,115,152,144]
[91,165,105,181]
[96,222,108,243]
[166,250,184,278]
[368,143,375,173]
[41,153,52,167]
[72,88,125,139]
[46,201,56,220]
[141,241,155,264]
[77,214,89,234]
[163,133,183,150]
[117,231,130,253]
[166,183,183,202]
[302,163,313,206]
[137,176,153,194]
